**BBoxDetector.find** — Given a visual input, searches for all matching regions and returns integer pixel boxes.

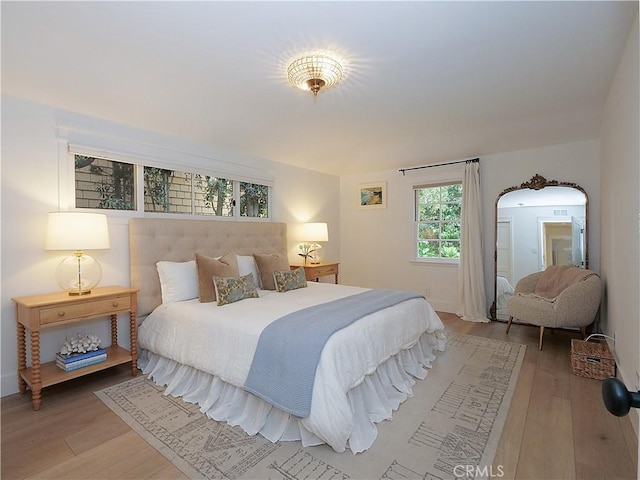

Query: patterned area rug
[96,332,525,480]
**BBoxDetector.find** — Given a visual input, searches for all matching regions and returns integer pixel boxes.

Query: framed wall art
[358,182,387,209]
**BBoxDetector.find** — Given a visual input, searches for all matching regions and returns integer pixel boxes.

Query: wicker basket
[570,338,615,380]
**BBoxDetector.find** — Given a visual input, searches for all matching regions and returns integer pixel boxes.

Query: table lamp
[45,212,110,295]
[299,222,328,265]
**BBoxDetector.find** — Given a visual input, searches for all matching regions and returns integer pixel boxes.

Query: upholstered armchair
[506,266,602,350]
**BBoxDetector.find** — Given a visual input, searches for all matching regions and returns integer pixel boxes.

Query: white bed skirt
[139,330,446,454]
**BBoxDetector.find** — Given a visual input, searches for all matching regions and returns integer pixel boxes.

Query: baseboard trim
[428,299,457,314]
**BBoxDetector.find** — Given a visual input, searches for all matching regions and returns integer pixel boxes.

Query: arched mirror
[491,174,588,321]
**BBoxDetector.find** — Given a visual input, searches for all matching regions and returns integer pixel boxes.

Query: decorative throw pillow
[253,252,290,290]
[156,260,198,304]
[273,267,308,293]
[213,273,259,306]
[195,252,239,303]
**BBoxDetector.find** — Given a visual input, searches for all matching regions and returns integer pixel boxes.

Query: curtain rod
[399,157,479,176]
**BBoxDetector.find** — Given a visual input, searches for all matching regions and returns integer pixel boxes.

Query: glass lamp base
[55,253,102,296]
[309,245,322,264]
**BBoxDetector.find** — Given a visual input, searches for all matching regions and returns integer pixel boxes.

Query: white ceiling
[2,2,637,176]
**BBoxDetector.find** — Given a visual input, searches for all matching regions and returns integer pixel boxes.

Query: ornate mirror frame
[490,174,589,321]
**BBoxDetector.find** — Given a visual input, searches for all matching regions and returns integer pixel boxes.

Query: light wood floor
[2,313,638,479]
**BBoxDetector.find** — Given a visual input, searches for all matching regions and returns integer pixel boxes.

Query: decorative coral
[59,334,101,355]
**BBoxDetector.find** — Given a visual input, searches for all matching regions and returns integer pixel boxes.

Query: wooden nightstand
[12,285,139,411]
[291,262,340,284]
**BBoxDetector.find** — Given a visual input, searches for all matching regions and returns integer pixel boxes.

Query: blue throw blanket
[243,289,423,417]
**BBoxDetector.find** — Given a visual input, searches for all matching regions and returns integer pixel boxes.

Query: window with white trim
[75,156,135,210]
[73,154,270,219]
[414,182,462,260]
[239,181,269,218]
[192,174,234,216]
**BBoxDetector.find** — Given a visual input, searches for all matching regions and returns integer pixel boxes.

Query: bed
[130,218,446,454]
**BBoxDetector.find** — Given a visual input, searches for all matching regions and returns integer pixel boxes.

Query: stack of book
[56,348,107,372]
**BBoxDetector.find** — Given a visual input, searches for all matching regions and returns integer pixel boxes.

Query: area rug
[96,332,525,480]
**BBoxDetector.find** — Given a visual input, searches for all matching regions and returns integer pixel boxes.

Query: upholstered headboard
[129,218,287,317]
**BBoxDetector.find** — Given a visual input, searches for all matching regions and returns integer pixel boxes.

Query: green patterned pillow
[273,267,308,293]
[213,273,259,306]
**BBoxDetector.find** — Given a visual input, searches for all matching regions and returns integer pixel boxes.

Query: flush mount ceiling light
[287,52,344,97]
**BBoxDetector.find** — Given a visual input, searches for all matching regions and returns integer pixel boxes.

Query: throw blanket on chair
[244,289,423,417]
[534,265,596,301]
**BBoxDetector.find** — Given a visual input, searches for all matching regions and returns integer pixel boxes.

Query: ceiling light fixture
[287,52,344,97]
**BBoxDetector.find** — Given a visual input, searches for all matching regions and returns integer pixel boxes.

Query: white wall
[599,15,639,439]
[0,96,340,396]
[339,164,462,312]
[340,140,601,314]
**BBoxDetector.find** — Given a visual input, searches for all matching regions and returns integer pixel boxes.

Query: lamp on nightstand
[46,212,110,295]
[299,222,328,265]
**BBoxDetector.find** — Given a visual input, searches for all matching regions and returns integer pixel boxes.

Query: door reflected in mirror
[492,175,588,321]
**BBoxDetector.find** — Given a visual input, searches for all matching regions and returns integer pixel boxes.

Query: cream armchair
[506,267,602,350]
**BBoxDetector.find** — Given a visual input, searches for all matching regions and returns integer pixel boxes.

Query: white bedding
[138,282,445,453]
[496,275,515,310]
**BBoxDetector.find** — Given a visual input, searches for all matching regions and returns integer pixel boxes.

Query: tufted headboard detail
[129,218,287,317]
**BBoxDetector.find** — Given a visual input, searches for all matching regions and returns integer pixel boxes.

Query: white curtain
[456,161,489,322]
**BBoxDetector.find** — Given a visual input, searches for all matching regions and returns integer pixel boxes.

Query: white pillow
[237,255,260,287]
[156,260,198,304]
